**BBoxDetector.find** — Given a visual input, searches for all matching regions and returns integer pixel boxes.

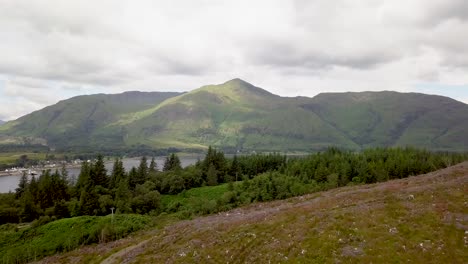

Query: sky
[0,0,468,121]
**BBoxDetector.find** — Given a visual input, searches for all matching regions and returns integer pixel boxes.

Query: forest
[1,146,467,225]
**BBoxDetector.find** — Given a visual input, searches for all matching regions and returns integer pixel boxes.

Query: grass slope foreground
[1,79,468,152]
[36,161,468,263]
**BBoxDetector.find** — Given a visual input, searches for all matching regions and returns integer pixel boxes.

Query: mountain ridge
[1,79,467,152]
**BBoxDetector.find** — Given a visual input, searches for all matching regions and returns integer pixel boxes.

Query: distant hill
[0,91,182,149]
[0,120,4,125]
[1,79,468,152]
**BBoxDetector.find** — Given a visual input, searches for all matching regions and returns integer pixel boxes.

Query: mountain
[1,79,468,152]
[299,91,468,150]
[125,79,356,151]
[0,120,4,125]
[0,91,182,148]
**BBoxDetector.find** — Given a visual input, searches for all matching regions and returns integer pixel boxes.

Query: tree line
[0,146,467,224]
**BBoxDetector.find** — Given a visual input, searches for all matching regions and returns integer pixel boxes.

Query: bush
[31,215,53,228]
[0,214,152,264]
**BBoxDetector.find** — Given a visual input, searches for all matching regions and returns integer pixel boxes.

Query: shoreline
[0,164,82,177]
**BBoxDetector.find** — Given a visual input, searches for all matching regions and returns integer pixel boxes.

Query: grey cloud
[246,37,400,71]
[144,52,215,77]
[0,0,468,120]
[424,0,468,25]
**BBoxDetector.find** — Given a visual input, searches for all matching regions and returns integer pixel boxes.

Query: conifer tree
[79,188,100,216]
[202,146,227,182]
[91,154,108,188]
[110,158,125,189]
[229,155,240,181]
[206,163,218,186]
[137,156,149,183]
[115,180,132,213]
[149,157,158,173]
[19,189,39,222]
[15,171,28,199]
[128,167,139,190]
[163,153,182,171]
[29,175,39,202]
[76,161,91,192]
[38,170,54,209]
[50,169,69,203]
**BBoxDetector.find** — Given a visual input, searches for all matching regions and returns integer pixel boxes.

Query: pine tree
[38,170,54,209]
[29,175,39,202]
[50,169,69,203]
[137,156,149,183]
[15,171,28,198]
[128,167,139,190]
[163,153,181,171]
[60,163,69,185]
[149,157,158,173]
[19,189,39,222]
[78,176,100,215]
[78,187,100,216]
[202,146,227,182]
[91,154,108,188]
[115,180,132,213]
[76,161,91,192]
[229,155,240,182]
[206,164,218,186]
[110,158,125,189]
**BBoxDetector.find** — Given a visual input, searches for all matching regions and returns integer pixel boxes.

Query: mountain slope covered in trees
[1,79,468,152]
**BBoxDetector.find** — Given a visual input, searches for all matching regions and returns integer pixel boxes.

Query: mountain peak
[223,78,253,86]
[213,78,276,98]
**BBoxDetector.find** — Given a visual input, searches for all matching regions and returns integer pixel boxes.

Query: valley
[1,2,468,264]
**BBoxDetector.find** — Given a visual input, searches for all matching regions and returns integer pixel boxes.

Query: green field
[0,214,152,264]
[0,152,47,165]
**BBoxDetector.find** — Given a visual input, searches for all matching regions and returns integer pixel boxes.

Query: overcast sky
[1,0,468,121]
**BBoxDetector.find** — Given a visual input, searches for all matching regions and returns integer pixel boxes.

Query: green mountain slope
[0,91,182,148]
[126,79,356,151]
[301,91,468,151]
[1,79,467,152]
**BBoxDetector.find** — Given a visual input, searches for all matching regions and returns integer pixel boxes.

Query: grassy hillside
[1,79,468,152]
[0,214,152,264]
[0,91,181,149]
[127,79,356,151]
[34,161,468,263]
[304,91,468,151]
